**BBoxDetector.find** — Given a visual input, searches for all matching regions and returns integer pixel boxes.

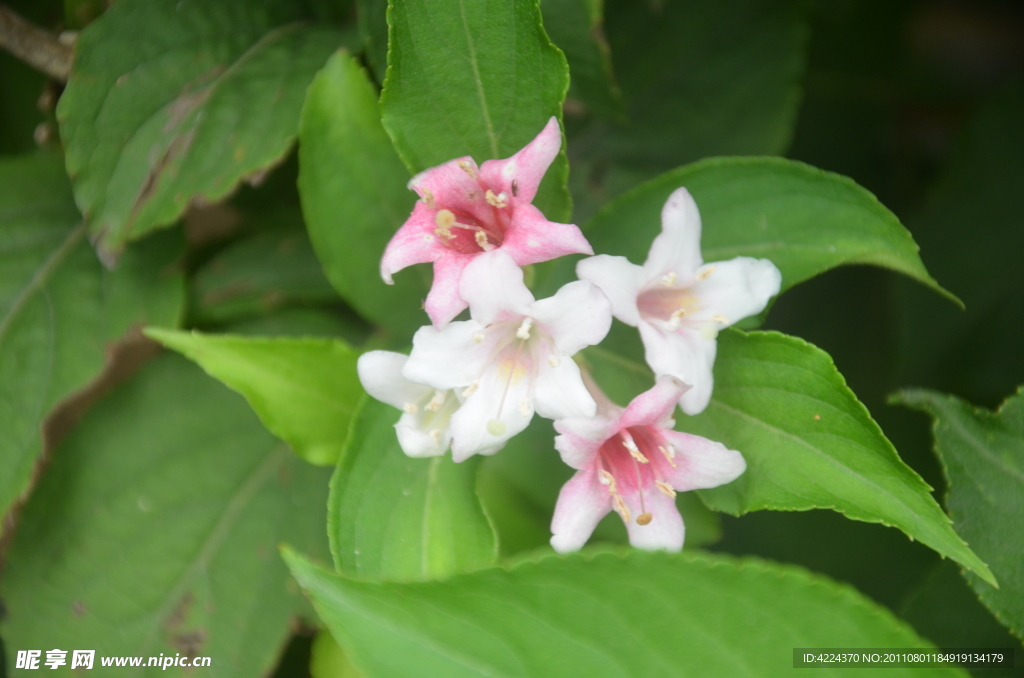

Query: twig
[0,5,73,81]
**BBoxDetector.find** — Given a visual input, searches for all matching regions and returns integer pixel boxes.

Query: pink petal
[380,202,444,284]
[554,415,616,469]
[408,156,483,210]
[459,250,535,326]
[532,358,596,421]
[550,465,612,553]
[638,321,717,415]
[658,430,746,492]
[502,203,593,266]
[479,117,562,204]
[687,257,782,326]
[529,280,612,356]
[622,487,684,552]
[424,253,472,328]
[641,187,703,282]
[576,255,645,326]
[619,375,688,429]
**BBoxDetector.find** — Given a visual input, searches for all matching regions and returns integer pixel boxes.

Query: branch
[0,5,73,81]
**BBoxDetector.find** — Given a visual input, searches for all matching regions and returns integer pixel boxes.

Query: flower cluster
[358,118,782,552]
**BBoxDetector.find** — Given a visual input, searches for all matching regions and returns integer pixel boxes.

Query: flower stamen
[621,431,649,463]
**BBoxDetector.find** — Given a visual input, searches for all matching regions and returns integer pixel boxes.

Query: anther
[599,470,615,486]
[474,230,494,251]
[472,331,485,343]
[462,382,479,397]
[548,355,560,367]
[420,188,436,209]
[621,431,649,463]
[655,481,677,497]
[613,495,631,524]
[425,390,445,412]
[516,317,533,340]
[485,189,509,208]
[658,444,678,468]
[636,512,653,525]
[402,403,419,414]
[711,314,730,325]
[434,227,455,241]
[429,429,442,443]
[697,265,716,281]
[660,271,678,287]
[457,160,478,179]
[434,209,456,228]
[518,399,531,417]
[487,419,506,436]
[669,308,687,328]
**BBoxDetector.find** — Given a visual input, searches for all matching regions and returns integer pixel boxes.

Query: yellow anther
[435,208,456,228]
[622,431,649,463]
[420,188,436,209]
[457,160,478,179]
[462,382,479,397]
[659,445,678,468]
[425,390,446,412]
[711,314,730,325]
[485,189,509,208]
[402,403,419,414]
[697,265,716,281]
[487,419,506,436]
[429,429,443,444]
[669,308,687,328]
[660,271,678,287]
[599,469,615,487]
[434,227,455,241]
[656,481,677,498]
[475,230,494,251]
[636,512,653,525]
[613,495,631,524]
[472,331,485,343]
[516,317,533,340]
[548,355,560,367]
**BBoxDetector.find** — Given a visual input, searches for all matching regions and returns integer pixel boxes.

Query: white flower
[357,351,460,457]
[402,250,613,461]
[577,187,782,414]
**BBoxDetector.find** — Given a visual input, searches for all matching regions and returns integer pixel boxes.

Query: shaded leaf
[310,630,365,678]
[356,0,388,84]
[381,0,572,221]
[0,152,183,530]
[147,329,361,466]
[58,0,352,255]
[285,547,966,678]
[894,388,1024,640]
[299,51,428,338]
[329,397,497,580]
[1,354,331,677]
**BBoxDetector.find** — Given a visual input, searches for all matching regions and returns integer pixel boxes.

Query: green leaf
[298,51,428,338]
[0,151,183,531]
[540,0,622,120]
[1,354,331,676]
[380,0,572,221]
[586,157,957,303]
[356,0,388,84]
[329,397,497,580]
[310,630,365,678]
[190,219,339,325]
[284,547,967,678]
[675,330,993,585]
[894,388,1024,640]
[146,329,361,466]
[58,0,351,255]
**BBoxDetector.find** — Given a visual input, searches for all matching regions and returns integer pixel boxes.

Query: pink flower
[402,250,612,461]
[380,117,593,328]
[577,187,781,415]
[550,376,746,552]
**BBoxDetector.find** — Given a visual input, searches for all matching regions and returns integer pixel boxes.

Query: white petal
[638,321,716,415]
[688,257,781,325]
[576,255,645,326]
[532,357,597,421]
[459,250,535,326]
[403,320,493,390]
[448,361,534,461]
[395,416,448,458]
[529,280,612,356]
[553,416,617,469]
[550,465,612,553]
[622,489,684,552]
[641,187,703,281]
[659,430,746,492]
[357,351,430,410]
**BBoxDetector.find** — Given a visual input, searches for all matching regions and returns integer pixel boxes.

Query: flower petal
[403,320,493,390]
[576,255,645,326]
[529,281,612,356]
[448,361,534,461]
[502,203,593,266]
[479,116,561,204]
[550,465,612,553]
[380,202,443,284]
[641,187,703,281]
[658,430,746,492]
[459,250,535,325]
[622,488,684,552]
[395,414,448,458]
[532,357,597,421]
[619,375,688,429]
[408,156,482,209]
[422,253,472,328]
[638,321,717,415]
[554,415,617,469]
[688,256,782,325]
[357,351,430,410]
